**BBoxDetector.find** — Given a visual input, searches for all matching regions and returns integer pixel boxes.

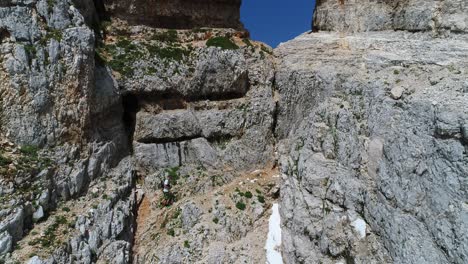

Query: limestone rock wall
[0,0,279,263]
[278,0,468,263]
[102,0,244,29]
[313,0,468,34]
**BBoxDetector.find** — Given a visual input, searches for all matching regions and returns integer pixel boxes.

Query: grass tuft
[206,36,239,50]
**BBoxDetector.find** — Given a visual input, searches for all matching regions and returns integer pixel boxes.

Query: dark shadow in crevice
[122,94,139,153]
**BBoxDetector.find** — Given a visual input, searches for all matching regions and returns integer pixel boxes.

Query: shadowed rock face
[102,0,244,29]
[313,0,468,34]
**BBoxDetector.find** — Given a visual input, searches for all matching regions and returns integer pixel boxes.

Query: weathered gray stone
[27,256,43,264]
[0,231,12,255]
[181,202,202,230]
[32,206,44,222]
[313,0,468,35]
[97,241,131,264]
[390,86,405,100]
[277,29,468,264]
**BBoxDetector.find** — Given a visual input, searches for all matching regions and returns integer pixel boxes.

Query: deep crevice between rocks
[122,94,139,153]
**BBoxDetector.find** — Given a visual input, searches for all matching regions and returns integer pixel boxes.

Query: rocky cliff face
[313,0,468,34]
[102,0,244,29]
[0,0,467,263]
[279,0,468,263]
[0,1,277,263]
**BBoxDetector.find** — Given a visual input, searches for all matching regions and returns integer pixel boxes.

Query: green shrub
[242,38,253,47]
[23,45,37,57]
[100,38,145,76]
[152,30,179,43]
[244,191,253,199]
[212,217,219,224]
[62,207,70,212]
[184,240,190,248]
[206,36,239,50]
[235,201,246,211]
[167,228,175,237]
[257,195,265,204]
[165,167,180,184]
[47,0,55,13]
[0,154,12,166]
[20,145,39,156]
[146,45,190,62]
[261,44,273,55]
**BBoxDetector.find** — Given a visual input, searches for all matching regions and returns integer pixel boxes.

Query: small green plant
[47,0,56,13]
[172,207,181,219]
[206,36,239,50]
[152,30,179,43]
[236,190,245,197]
[259,50,265,59]
[257,195,265,204]
[167,228,175,237]
[235,201,246,211]
[0,154,12,166]
[165,167,180,184]
[244,191,253,199]
[145,44,191,62]
[184,240,190,248]
[39,28,62,45]
[242,38,253,47]
[393,69,400,75]
[23,45,37,57]
[20,145,39,156]
[100,38,145,76]
[62,207,70,212]
[212,217,219,224]
[255,189,262,194]
[55,215,67,225]
[261,44,273,55]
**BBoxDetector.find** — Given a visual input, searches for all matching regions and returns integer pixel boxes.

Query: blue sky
[241,0,316,47]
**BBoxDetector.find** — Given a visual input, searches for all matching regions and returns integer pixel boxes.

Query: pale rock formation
[277,1,468,263]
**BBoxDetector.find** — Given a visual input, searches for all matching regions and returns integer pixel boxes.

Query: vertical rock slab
[277,1,468,262]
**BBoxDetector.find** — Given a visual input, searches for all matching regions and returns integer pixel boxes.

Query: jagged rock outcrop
[102,0,244,30]
[1,1,277,263]
[278,0,468,263]
[2,0,467,263]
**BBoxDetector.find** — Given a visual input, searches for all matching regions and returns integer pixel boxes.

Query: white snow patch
[351,218,367,238]
[265,203,283,264]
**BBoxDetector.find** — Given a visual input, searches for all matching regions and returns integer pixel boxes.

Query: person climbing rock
[161,177,173,206]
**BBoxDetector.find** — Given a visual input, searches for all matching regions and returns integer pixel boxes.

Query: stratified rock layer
[102,0,244,29]
[276,29,468,264]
